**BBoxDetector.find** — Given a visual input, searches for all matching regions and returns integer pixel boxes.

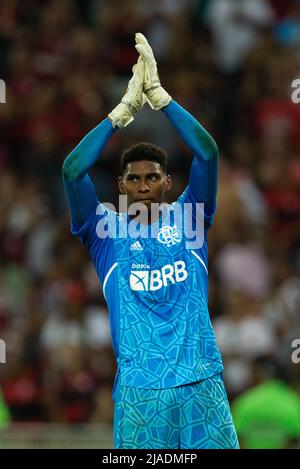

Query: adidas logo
[130,240,143,251]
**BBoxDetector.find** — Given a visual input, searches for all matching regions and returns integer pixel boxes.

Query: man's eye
[128,176,137,182]
[149,175,157,181]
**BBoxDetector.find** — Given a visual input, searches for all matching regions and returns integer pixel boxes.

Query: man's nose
[138,180,150,192]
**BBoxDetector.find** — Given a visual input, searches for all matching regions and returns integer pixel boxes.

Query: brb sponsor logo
[130,261,188,291]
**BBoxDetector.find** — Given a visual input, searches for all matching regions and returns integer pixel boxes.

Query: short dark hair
[121,142,168,174]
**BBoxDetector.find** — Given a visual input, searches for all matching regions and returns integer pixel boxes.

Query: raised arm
[135,33,218,216]
[62,58,146,228]
[62,119,116,227]
[162,100,218,215]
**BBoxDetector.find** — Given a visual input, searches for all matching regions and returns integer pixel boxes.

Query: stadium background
[0,0,300,449]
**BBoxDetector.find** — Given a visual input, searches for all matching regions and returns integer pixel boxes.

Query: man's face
[118,160,172,212]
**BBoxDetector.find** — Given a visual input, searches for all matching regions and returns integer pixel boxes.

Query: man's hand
[135,32,172,111]
[108,58,146,128]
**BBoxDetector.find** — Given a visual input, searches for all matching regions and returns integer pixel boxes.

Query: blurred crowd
[0,0,300,447]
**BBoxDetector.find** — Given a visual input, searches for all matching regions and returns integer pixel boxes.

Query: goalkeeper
[62,33,239,449]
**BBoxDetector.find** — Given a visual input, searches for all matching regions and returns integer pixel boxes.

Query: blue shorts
[113,373,239,449]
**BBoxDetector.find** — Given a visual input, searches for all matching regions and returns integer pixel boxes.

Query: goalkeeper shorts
[113,372,239,449]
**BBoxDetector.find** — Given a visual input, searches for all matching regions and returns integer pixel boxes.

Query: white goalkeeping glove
[108,58,146,128]
[135,32,172,111]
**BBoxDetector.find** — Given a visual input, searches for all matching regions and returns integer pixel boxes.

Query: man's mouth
[135,198,155,203]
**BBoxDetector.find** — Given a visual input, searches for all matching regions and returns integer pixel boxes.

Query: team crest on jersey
[157,225,181,247]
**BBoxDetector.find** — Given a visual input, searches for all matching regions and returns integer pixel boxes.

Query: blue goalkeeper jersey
[71,186,223,400]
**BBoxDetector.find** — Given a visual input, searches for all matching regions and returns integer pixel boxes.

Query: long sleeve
[62,118,117,227]
[162,100,219,215]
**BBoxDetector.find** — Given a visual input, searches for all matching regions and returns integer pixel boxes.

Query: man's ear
[118,176,125,194]
[165,174,172,192]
